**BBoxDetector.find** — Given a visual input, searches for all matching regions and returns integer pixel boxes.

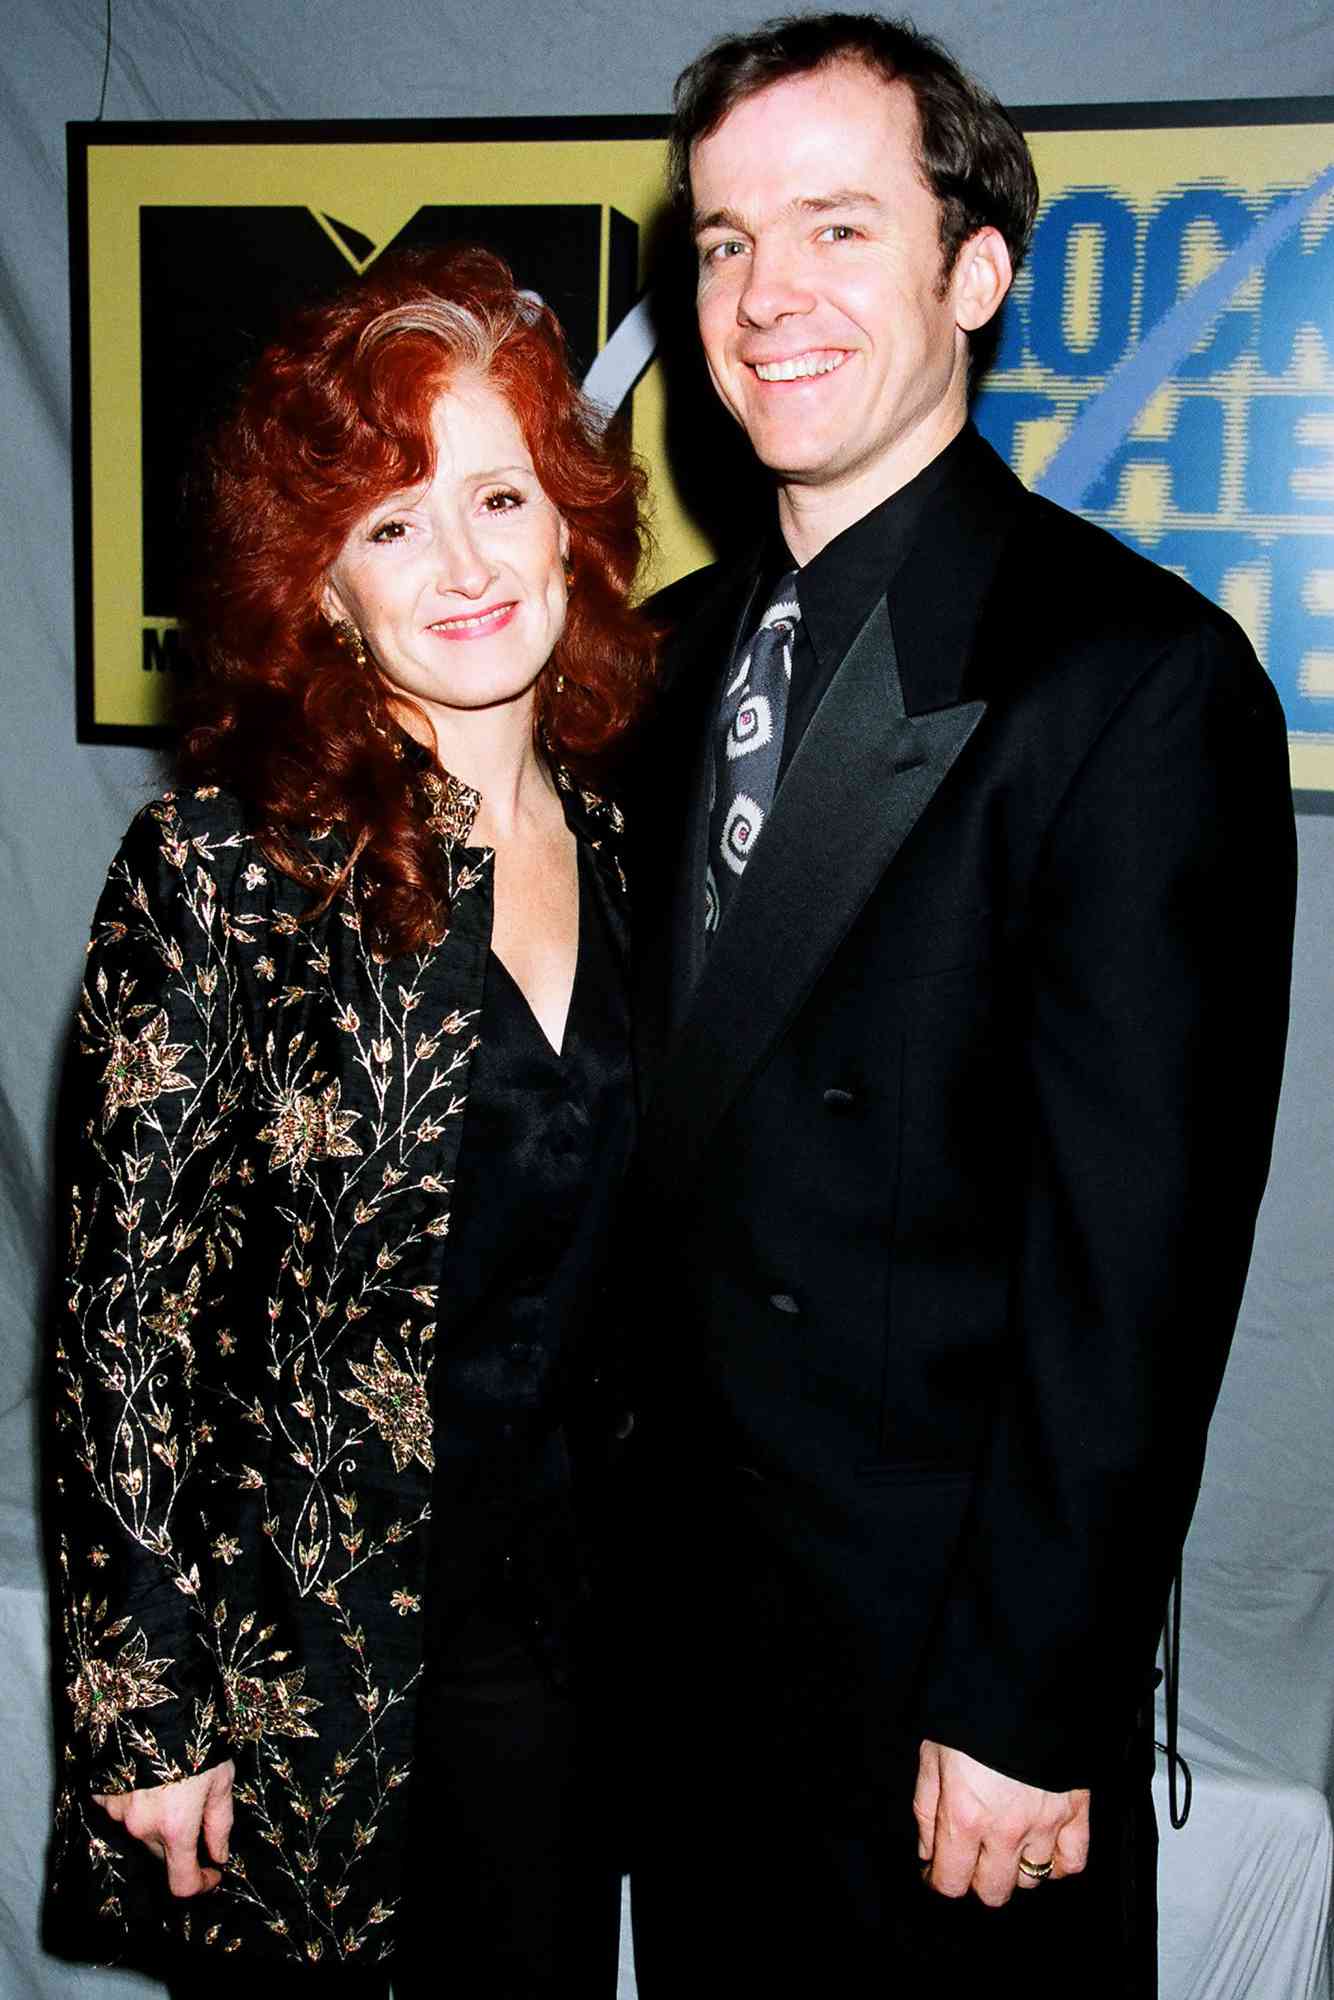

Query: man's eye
[368,519,408,544]
[819,224,857,242]
[702,239,746,265]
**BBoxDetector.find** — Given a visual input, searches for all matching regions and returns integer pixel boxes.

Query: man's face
[690,62,1002,515]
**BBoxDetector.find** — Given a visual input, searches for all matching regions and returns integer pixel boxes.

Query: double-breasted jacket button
[768,1292,801,1315]
[823,1086,857,1111]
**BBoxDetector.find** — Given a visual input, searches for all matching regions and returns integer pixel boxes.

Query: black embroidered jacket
[49,768,626,1967]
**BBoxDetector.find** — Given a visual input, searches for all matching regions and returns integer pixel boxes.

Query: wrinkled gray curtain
[4,4,1334,1997]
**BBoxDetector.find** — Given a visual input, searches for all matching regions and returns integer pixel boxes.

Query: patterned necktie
[705,568,801,936]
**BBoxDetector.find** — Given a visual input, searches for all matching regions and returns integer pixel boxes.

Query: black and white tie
[705,569,800,936]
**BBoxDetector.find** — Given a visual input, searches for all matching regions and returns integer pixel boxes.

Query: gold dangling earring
[552,556,573,700]
[332,618,369,670]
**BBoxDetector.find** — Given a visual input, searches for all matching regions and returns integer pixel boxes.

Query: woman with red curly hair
[49,245,654,1997]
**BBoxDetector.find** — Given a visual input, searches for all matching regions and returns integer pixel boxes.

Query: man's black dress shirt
[767,425,974,777]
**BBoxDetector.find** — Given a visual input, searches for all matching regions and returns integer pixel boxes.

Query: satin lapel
[640,594,985,1179]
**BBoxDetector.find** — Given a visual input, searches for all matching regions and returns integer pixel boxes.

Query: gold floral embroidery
[68,1626,175,1753]
[98,1009,193,1131]
[142,1263,202,1364]
[53,774,626,1965]
[257,1079,363,1181]
[223,1665,321,1746]
[417,766,480,844]
[339,1341,434,1474]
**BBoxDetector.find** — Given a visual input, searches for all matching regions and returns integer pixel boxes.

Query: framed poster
[972,97,1334,811]
[67,115,684,743]
[69,100,1334,806]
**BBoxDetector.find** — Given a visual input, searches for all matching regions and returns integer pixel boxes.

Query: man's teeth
[753,352,846,382]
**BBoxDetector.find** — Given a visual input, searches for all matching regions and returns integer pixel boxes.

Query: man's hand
[914,1740,1089,1905]
[93,1759,235,1898]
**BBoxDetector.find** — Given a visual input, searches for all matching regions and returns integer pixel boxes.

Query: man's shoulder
[644,557,755,642]
[951,431,1242,658]
[1021,489,1247,658]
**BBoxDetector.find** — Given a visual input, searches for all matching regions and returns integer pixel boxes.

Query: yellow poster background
[76,116,1334,795]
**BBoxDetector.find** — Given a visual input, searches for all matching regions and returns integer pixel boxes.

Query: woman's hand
[93,1759,235,1897]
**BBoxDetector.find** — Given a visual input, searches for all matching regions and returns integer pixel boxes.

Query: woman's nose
[433,529,496,598]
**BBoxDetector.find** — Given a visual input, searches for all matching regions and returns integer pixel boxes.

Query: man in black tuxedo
[624,12,1297,1995]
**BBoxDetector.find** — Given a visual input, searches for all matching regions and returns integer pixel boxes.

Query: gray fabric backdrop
[3,3,1333,1995]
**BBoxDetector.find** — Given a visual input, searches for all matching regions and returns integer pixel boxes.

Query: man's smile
[749,349,851,383]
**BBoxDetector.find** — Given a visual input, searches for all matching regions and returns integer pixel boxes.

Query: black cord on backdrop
[1158,1559,1194,1830]
[95,0,112,120]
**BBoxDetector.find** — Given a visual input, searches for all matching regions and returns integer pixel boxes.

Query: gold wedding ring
[1017,1855,1054,1881]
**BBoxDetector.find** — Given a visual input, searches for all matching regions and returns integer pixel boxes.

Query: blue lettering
[1083,393,1226,517]
[1124,527,1333,735]
[1028,190,1136,379]
[1244,395,1334,519]
[1134,526,1267,609]
[1140,188,1254,379]
[1267,534,1334,734]
[988,289,1027,374]
[1256,203,1334,376]
[972,388,1062,470]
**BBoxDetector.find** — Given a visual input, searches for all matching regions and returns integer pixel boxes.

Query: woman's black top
[423,842,634,1653]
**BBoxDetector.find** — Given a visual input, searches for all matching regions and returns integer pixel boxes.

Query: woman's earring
[563,558,575,589]
[332,618,369,669]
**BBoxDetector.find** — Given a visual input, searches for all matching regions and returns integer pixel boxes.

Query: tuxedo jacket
[625,428,1296,1792]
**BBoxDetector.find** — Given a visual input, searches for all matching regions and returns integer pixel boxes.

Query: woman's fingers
[162,1826,216,1898]
[201,1764,234,1866]
[89,1760,236,1897]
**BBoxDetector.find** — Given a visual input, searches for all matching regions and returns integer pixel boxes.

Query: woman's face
[323,372,569,731]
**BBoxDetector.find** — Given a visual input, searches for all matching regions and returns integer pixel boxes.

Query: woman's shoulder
[117,786,344,891]
[119,783,254,860]
[104,786,327,939]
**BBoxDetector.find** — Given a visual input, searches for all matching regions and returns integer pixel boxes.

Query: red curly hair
[183,243,655,956]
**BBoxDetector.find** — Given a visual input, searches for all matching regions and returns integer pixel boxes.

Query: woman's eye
[482,489,524,513]
[368,518,408,544]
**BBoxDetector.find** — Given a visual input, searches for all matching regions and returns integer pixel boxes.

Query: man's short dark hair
[668,11,1039,283]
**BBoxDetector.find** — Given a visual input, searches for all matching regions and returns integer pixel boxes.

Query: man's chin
[751,441,850,487]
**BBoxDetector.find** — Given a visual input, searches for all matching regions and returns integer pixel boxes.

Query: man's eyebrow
[693,205,748,237]
[692,190,884,235]
[796,190,883,215]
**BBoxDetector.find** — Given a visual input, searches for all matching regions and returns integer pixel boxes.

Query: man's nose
[737,244,815,329]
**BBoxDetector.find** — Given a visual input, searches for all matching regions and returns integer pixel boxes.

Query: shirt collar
[400,729,622,854]
[787,425,974,683]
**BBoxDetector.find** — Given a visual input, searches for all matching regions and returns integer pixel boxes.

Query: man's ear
[953,226,1012,335]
